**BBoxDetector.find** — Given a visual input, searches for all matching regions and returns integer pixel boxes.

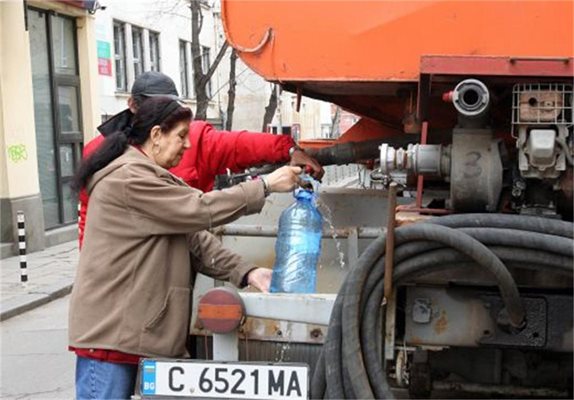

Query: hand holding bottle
[289,148,324,180]
[265,166,302,193]
[246,267,272,293]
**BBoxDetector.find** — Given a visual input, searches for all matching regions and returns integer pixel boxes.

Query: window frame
[179,39,190,98]
[149,30,161,72]
[113,20,128,92]
[201,46,212,98]
[131,25,144,78]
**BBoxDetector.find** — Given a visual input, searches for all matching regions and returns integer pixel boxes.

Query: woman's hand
[246,267,272,293]
[265,166,302,193]
[289,149,324,180]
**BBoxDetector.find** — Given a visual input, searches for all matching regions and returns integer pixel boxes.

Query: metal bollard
[17,211,27,284]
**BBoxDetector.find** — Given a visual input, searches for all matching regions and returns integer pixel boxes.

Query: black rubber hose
[425,213,573,238]
[339,236,386,399]
[360,258,389,399]
[340,236,389,399]
[323,283,345,399]
[342,224,526,398]
[457,228,573,256]
[397,262,572,286]
[311,351,326,399]
[312,214,574,399]
[395,247,573,283]
[359,248,572,399]
[392,227,573,274]
[397,224,526,327]
[320,236,387,399]
[359,250,572,399]
[488,247,574,271]
[307,138,416,166]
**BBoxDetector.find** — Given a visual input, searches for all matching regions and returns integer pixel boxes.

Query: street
[1,296,74,399]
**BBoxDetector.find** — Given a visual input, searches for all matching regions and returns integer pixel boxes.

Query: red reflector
[198,287,245,333]
[198,304,243,320]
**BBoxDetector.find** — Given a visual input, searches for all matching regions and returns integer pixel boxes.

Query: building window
[29,8,83,228]
[132,26,144,78]
[113,21,127,91]
[321,124,332,139]
[179,40,189,98]
[52,16,77,75]
[149,31,160,72]
[202,46,212,98]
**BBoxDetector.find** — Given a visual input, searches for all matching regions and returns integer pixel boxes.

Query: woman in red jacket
[79,71,323,247]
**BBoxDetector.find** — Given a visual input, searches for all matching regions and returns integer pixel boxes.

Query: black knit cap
[131,71,182,100]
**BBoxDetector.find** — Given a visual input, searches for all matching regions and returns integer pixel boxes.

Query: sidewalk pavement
[0,240,78,321]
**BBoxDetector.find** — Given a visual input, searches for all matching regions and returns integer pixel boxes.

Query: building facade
[94,0,226,128]
[0,0,340,256]
[1,0,99,256]
[94,0,332,137]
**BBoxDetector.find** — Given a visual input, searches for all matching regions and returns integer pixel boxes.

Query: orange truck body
[222,1,573,146]
[222,1,573,83]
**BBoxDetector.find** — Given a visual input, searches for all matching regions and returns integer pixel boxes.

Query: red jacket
[78,120,293,247]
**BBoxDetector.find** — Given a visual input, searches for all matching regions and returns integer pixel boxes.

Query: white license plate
[140,359,308,399]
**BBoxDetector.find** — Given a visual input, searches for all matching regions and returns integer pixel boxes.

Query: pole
[384,182,398,300]
[17,211,27,284]
[384,182,398,361]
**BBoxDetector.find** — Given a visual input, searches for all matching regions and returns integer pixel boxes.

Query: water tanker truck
[135,2,573,399]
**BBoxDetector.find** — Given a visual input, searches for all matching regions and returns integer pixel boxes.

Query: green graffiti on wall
[7,144,28,163]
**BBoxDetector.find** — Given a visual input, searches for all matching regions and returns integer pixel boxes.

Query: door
[28,8,83,229]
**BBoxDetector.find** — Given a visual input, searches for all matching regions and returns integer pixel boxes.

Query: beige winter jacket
[69,147,265,358]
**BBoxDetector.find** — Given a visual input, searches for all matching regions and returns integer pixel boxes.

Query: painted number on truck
[463,151,483,178]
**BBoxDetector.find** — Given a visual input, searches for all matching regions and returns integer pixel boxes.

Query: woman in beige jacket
[69,97,301,399]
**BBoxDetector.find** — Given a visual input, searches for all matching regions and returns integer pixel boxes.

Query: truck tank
[189,1,574,398]
[222,0,573,125]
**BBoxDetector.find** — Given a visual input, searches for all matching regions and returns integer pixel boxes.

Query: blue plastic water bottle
[270,189,323,293]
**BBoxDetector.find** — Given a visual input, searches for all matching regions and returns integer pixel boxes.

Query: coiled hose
[311,214,574,399]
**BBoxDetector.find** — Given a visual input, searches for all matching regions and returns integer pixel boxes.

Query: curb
[0,283,73,322]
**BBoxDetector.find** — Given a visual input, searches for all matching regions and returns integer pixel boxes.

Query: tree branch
[190,0,204,86]
[225,49,238,130]
[262,84,280,132]
[200,41,229,88]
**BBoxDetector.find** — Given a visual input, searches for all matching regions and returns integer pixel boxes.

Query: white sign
[141,359,308,399]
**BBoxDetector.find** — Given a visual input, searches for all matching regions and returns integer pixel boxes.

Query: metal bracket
[346,227,359,266]
[479,295,547,348]
[385,289,397,361]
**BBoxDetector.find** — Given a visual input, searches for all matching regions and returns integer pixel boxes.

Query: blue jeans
[75,356,138,400]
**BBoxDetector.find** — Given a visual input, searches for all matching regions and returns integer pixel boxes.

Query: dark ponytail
[72,97,192,191]
[71,131,129,191]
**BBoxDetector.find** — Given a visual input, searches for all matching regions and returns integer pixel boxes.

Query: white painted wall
[95,0,328,138]
[95,0,221,121]
[0,1,40,198]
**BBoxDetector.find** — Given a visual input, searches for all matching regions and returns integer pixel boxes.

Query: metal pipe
[451,79,491,129]
[379,143,451,177]
[384,182,398,301]
[452,79,490,118]
[432,381,569,398]
[212,224,384,238]
[383,183,398,364]
[307,138,416,166]
[416,121,428,208]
